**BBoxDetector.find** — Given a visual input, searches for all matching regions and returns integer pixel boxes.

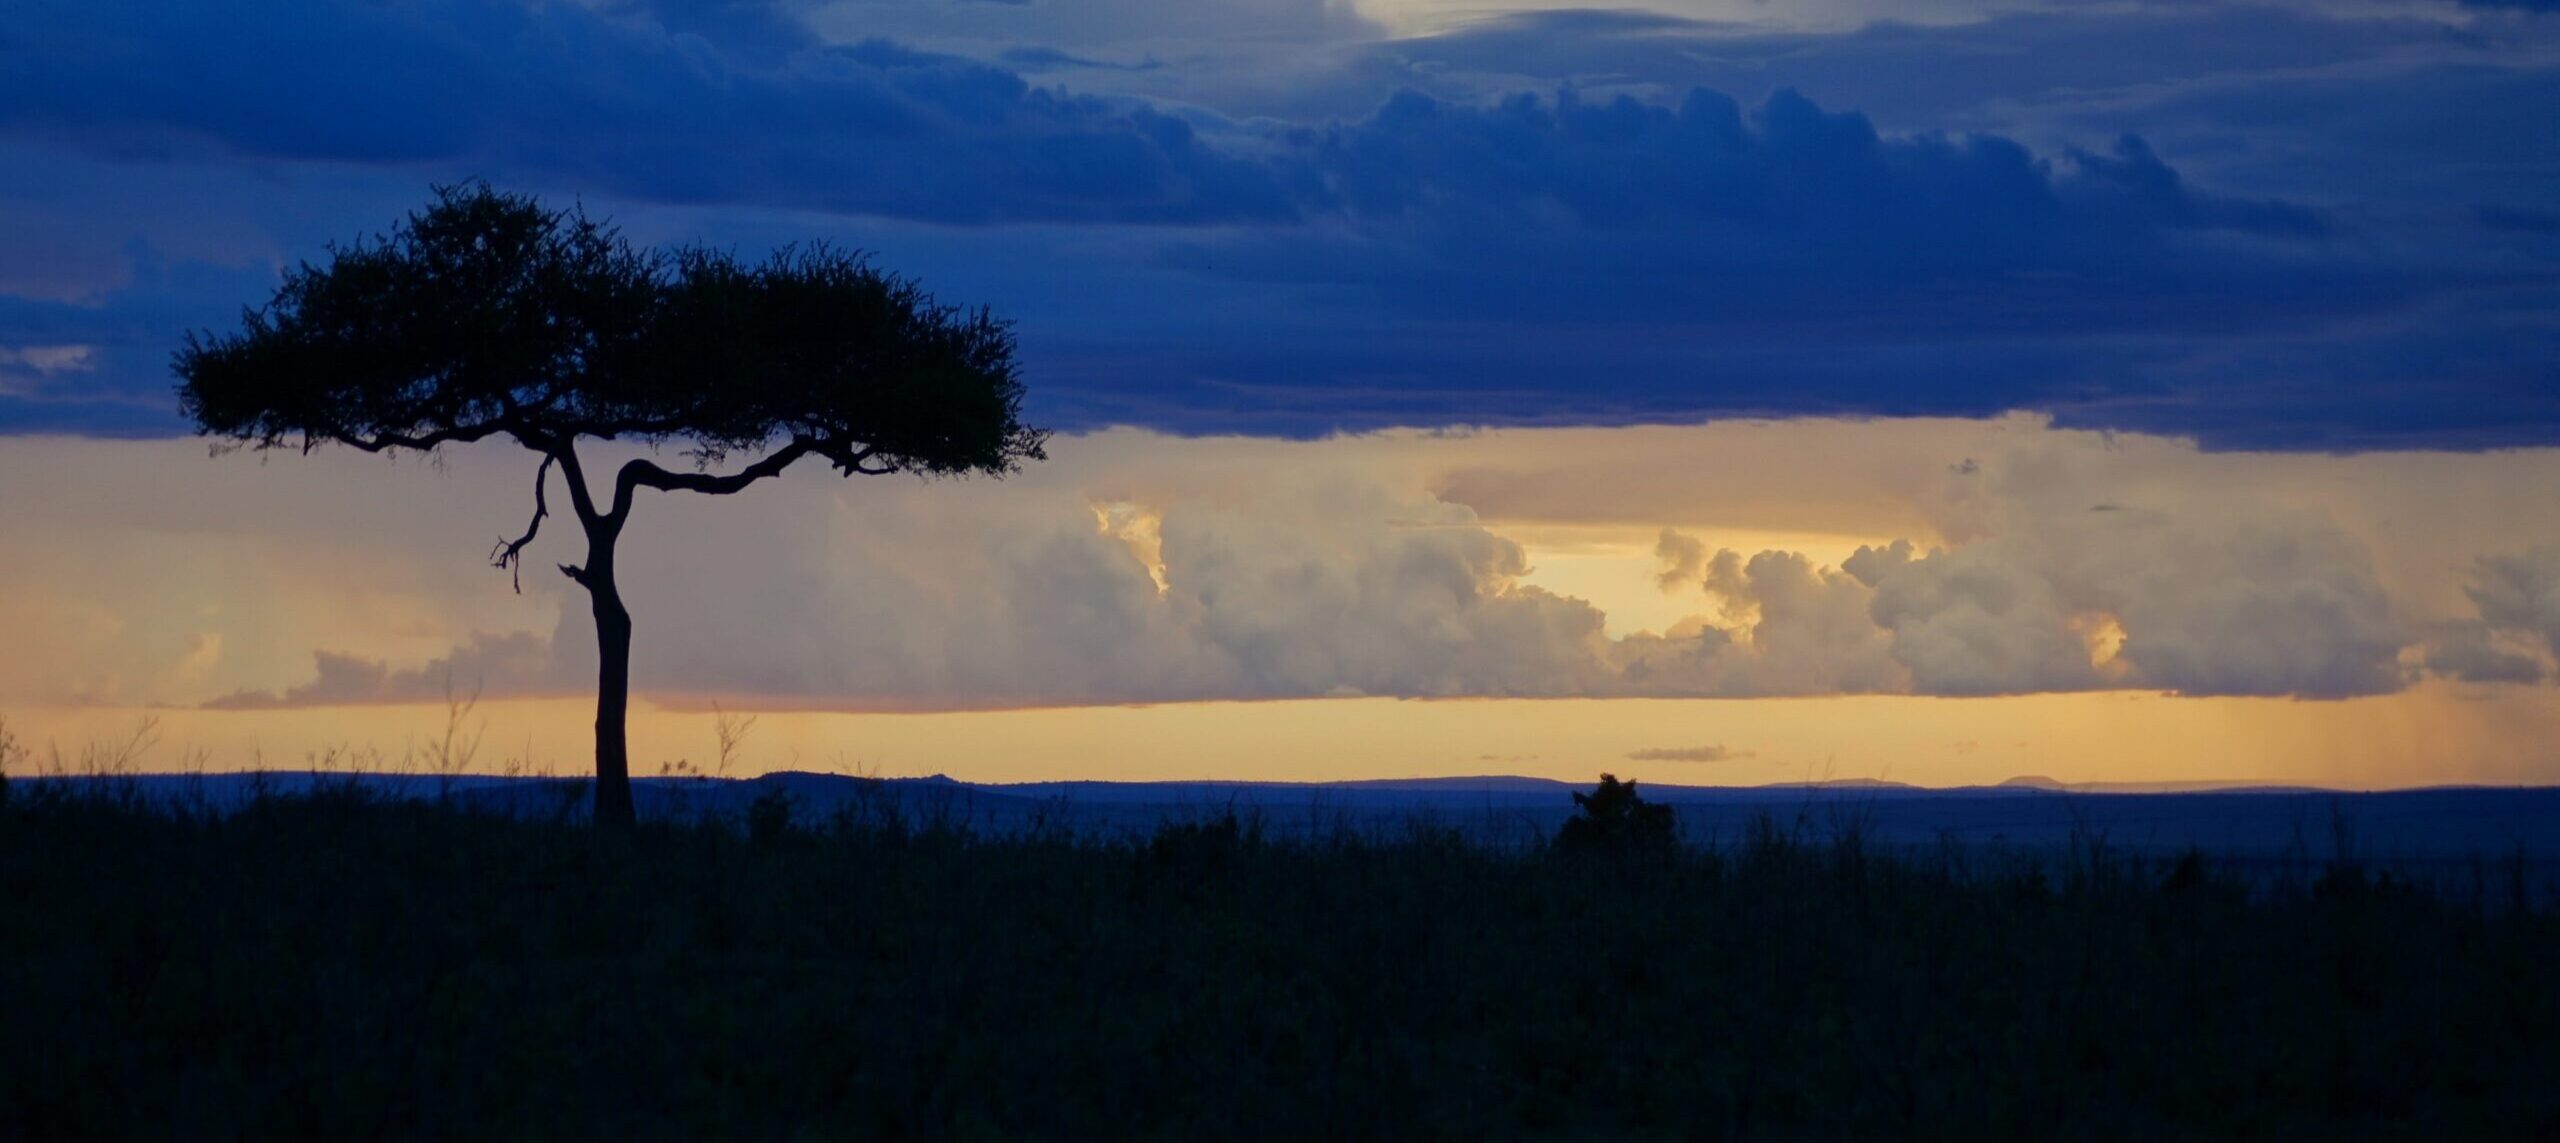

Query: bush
[746,787,798,846]
[1148,809,1251,872]
[1555,773,1676,858]
[0,716,20,813]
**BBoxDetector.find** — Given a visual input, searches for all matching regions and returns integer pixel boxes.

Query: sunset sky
[5,1,2558,787]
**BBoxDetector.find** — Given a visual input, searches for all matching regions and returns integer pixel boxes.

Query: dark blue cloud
[0,0,2553,450]
[1302,87,2328,251]
[1320,6,2477,126]
[997,45,1164,73]
[0,253,288,436]
[1320,7,2560,211]
[0,0,1297,223]
[608,0,820,60]
[2482,205,2560,233]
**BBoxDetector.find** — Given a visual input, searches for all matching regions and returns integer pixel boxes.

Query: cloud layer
[1,0,2554,446]
[9,417,2556,714]
[1628,501,2408,701]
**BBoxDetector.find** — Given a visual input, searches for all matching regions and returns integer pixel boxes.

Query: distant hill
[1998,775,2327,794]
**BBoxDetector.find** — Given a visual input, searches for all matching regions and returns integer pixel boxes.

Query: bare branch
[490,453,557,593]
[610,437,821,518]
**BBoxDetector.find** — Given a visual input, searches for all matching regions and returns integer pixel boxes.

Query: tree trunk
[586,532,637,829]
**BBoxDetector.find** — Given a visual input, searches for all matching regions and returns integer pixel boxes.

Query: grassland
[1,778,2554,1141]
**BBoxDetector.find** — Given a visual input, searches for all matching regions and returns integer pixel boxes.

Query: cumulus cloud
[2045,508,2405,698]
[205,632,562,709]
[1610,548,1905,697]
[1892,496,2403,698]
[1708,549,1908,693]
[1847,538,2102,696]
[1627,441,2414,699]
[1653,528,1704,591]
[1149,479,1615,699]
[2422,622,2547,684]
[2431,547,2560,683]
[155,421,2433,708]
[296,460,1623,712]
[2465,547,2560,650]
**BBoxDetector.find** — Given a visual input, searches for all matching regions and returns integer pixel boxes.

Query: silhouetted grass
[1,785,2553,1140]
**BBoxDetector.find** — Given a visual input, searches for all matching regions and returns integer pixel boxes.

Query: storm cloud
[2,0,2554,446]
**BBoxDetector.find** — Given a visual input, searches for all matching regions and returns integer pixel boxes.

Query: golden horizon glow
[7,681,2558,791]
[10,417,2560,790]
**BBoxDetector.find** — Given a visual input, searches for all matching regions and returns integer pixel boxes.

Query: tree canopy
[178,182,1045,482]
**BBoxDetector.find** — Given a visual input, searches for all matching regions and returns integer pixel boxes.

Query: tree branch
[609,437,832,519]
[578,414,699,440]
[549,439,607,532]
[325,420,511,455]
[489,453,556,593]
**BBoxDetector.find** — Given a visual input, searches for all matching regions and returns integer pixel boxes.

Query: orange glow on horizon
[7,682,2559,791]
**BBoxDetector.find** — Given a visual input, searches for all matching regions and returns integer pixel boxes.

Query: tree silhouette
[1556,773,1676,857]
[176,184,1046,827]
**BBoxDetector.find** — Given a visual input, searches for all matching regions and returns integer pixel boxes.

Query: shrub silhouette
[1149,810,1250,872]
[747,788,799,847]
[1555,773,1675,857]
[2160,847,2212,894]
[0,717,17,812]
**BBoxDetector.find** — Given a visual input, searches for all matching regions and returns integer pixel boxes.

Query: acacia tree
[177,184,1046,826]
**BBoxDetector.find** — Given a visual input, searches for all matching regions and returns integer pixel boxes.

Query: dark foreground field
[2,785,2555,1141]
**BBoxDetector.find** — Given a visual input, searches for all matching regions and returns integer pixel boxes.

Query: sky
[3,0,2558,787]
